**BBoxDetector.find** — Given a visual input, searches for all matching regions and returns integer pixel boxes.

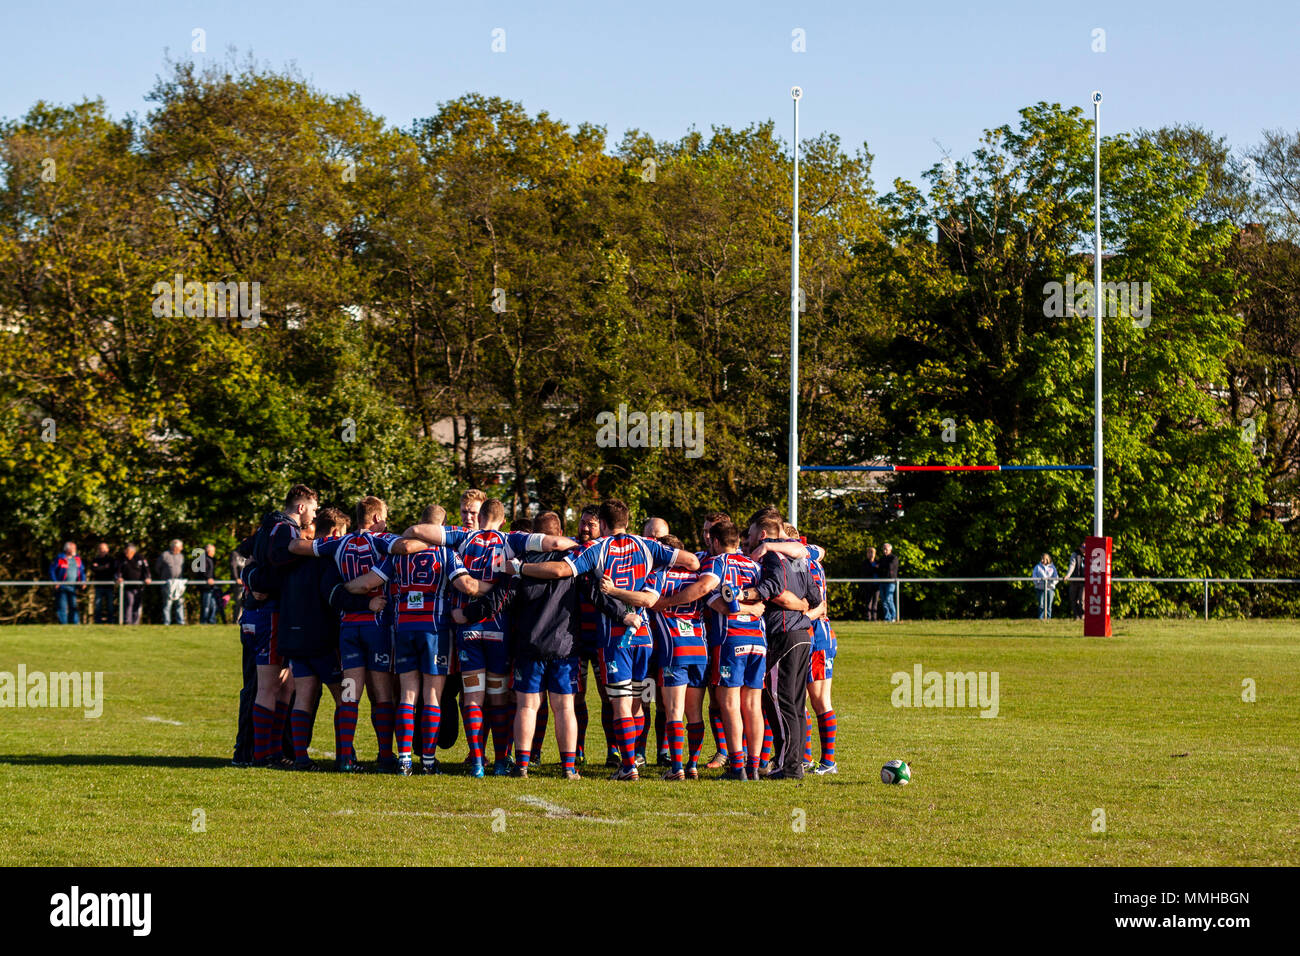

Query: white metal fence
[825,576,1300,621]
[1,579,241,624]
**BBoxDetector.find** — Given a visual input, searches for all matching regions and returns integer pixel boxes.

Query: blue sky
[2,1,1294,190]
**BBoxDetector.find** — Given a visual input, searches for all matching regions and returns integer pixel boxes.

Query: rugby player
[640,517,672,766]
[693,520,768,779]
[573,506,614,766]
[698,512,732,767]
[341,526,494,775]
[642,535,707,779]
[245,484,318,767]
[793,526,837,774]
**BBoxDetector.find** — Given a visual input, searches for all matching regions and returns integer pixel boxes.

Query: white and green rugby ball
[881,759,911,785]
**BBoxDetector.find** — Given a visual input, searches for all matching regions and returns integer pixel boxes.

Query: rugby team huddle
[238,484,839,781]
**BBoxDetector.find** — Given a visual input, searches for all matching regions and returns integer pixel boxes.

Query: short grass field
[1,620,1296,866]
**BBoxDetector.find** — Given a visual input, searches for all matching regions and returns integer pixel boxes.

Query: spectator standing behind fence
[862,546,880,621]
[155,539,187,624]
[49,541,86,624]
[878,542,900,623]
[1065,543,1086,619]
[1032,553,1060,620]
[116,543,151,624]
[198,543,222,624]
[89,542,116,624]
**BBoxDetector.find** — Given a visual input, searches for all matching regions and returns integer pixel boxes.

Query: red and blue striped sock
[271,700,290,751]
[336,701,359,761]
[747,748,761,776]
[667,719,685,773]
[462,702,484,761]
[395,702,415,757]
[709,704,728,755]
[532,698,549,761]
[488,703,512,761]
[517,747,531,772]
[615,716,638,769]
[252,703,274,761]
[371,701,395,760]
[686,721,705,766]
[561,750,577,775]
[818,709,837,762]
[730,745,746,773]
[761,717,773,764]
[290,707,313,762]
[634,709,649,757]
[421,705,441,764]
[804,711,815,762]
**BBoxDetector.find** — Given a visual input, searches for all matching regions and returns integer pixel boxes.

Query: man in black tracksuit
[741,512,823,780]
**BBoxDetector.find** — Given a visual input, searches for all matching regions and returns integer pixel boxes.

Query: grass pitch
[0,620,1296,866]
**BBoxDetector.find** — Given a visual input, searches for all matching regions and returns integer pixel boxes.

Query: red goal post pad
[1083,536,1112,637]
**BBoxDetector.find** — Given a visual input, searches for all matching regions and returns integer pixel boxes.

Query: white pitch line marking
[143,716,183,725]
[515,794,623,824]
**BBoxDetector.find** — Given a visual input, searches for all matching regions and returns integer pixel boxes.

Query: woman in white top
[1032,553,1060,620]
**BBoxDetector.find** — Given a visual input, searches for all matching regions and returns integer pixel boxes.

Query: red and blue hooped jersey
[695,549,722,646]
[701,551,766,648]
[445,528,536,632]
[647,566,706,667]
[807,549,834,649]
[313,530,399,625]
[565,533,678,648]
[372,547,467,631]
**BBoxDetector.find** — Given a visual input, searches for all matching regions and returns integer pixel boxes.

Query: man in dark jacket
[245,485,318,766]
[116,543,151,625]
[1066,543,1087,619]
[89,542,117,624]
[198,544,221,624]
[740,510,824,780]
[863,545,880,621]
